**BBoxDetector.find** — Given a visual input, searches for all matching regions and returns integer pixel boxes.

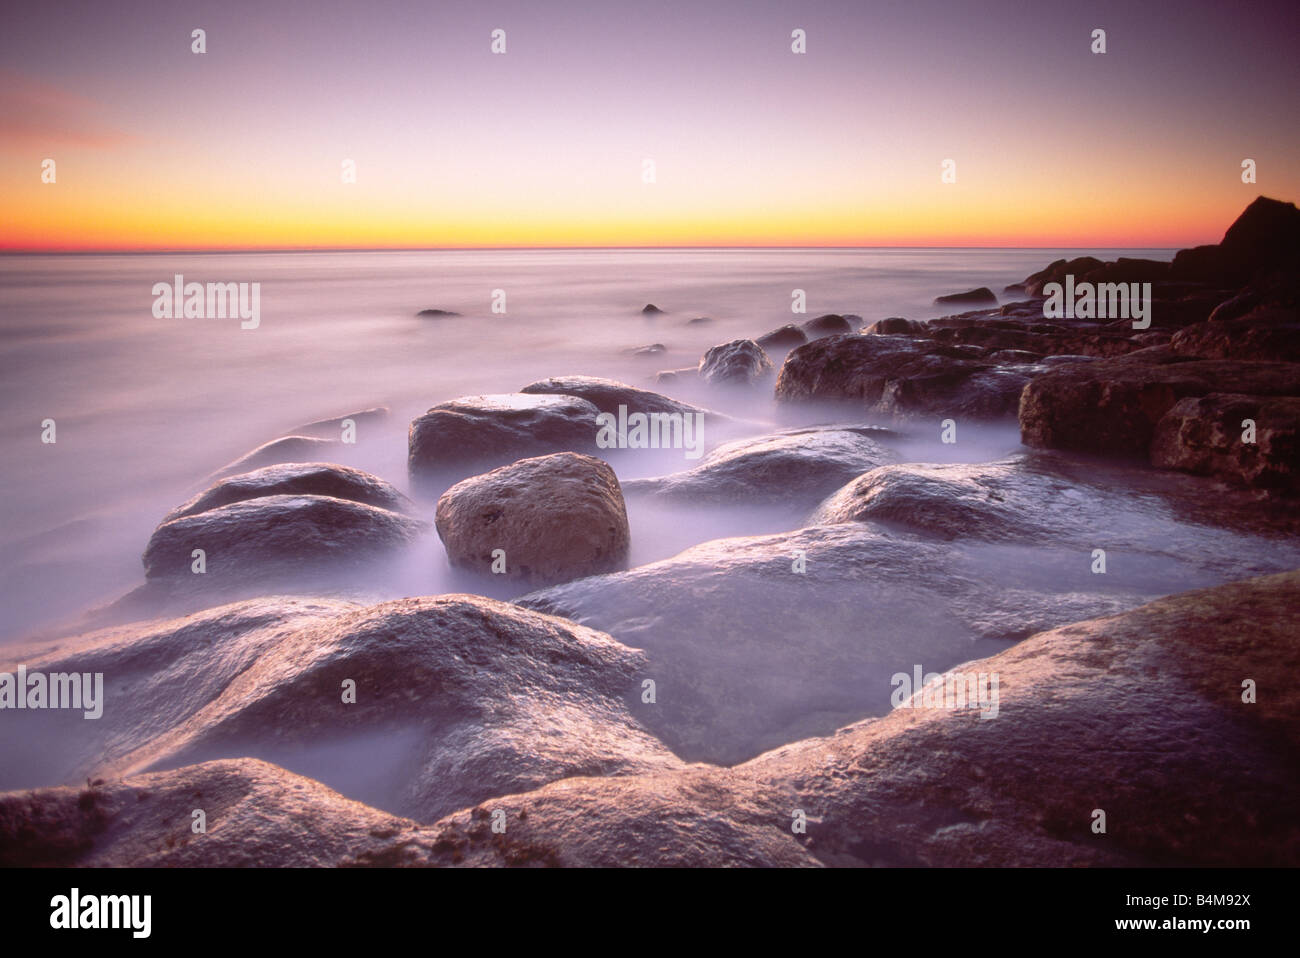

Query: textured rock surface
[699,339,775,386]
[743,570,1300,866]
[408,393,600,488]
[519,376,718,421]
[1151,393,1300,494]
[211,436,340,480]
[1019,350,1300,457]
[143,494,425,582]
[622,427,897,507]
[2,594,676,822]
[519,523,1146,765]
[436,453,630,585]
[163,462,413,523]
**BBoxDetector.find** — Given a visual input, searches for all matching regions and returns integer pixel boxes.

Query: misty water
[4,248,1300,797]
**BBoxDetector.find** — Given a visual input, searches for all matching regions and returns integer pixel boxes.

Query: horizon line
[0,244,1183,255]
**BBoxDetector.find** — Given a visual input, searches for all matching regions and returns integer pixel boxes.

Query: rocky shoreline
[3,197,1298,867]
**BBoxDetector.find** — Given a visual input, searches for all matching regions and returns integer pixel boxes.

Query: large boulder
[1171,196,1300,287]
[699,339,774,386]
[1,594,676,822]
[622,427,897,507]
[162,462,413,523]
[142,494,425,583]
[435,453,630,585]
[408,393,600,489]
[1150,393,1300,494]
[1019,350,1300,457]
[744,570,1300,866]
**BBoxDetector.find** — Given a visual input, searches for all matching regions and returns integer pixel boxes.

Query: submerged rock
[293,406,390,437]
[162,462,413,523]
[756,324,808,351]
[143,494,425,583]
[744,570,1300,866]
[416,308,461,317]
[935,287,997,306]
[801,314,854,337]
[518,523,1140,766]
[622,427,897,507]
[408,393,600,489]
[436,453,630,585]
[210,436,340,480]
[520,375,718,421]
[2,594,676,823]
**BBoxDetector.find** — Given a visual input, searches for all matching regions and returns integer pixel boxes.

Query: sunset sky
[2,0,1298,250]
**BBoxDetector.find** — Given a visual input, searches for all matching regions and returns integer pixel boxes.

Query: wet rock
[775,334,1032,419]
[699,339,775,386]
[519,523,1140,765]
[756,325,808,351]
[641,304,665,315]
[436,453,630,585]
[935,287,997,306]
[1169,306,1300,362]
[143,494,426,582]
[622,427,897,507]
[653,367,699,385]
[745,570,1300,866]
[414,767,817,867]
[3,594,676,823]
[0,597,359,793]
[0,758,422,867]
[1020,256,1105,296]
[408,393,600,489]
[520,375,718,421]
[1019,352,1300,457]
[162,462,413,524]
[865,317,925,335]
[416,308,460,318]
[801,314,854,337]
[211,436,340,480]
[294,406,390,437]
[1151,393,1300,494]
